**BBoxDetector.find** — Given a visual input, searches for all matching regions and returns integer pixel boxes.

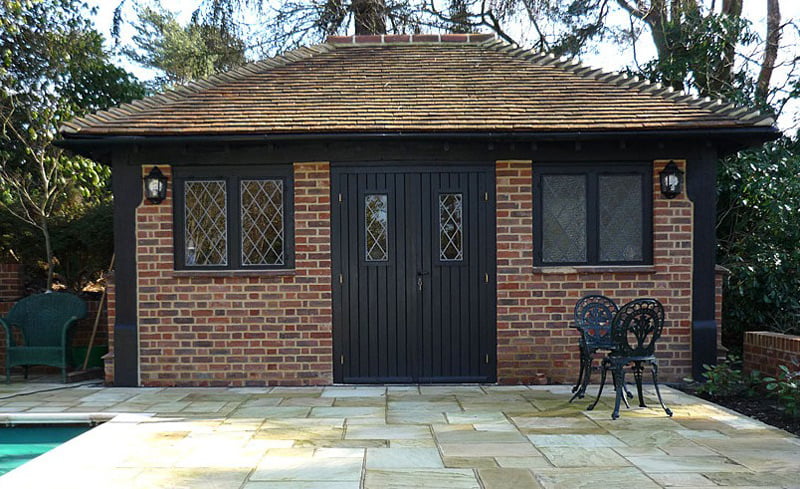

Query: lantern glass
[659,161,683,199]
[144,166,168,204]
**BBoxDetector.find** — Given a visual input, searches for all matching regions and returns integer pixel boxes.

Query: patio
[0,382,798,488]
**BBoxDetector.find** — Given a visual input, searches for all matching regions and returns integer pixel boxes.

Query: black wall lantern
[659,160,684,199]
[143,166,168,204]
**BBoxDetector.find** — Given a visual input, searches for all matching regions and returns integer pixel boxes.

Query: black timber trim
[112,159,140,386]
[687,149,719,379]
[532,163,653,267]
[57,126,779,161]
[172,165,295,271]
[59,126,780,144]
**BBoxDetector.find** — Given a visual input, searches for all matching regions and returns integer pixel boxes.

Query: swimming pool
[0,426,91,476]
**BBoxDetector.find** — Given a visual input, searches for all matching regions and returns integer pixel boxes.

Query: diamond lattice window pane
[365,194,388,262]
[439,193,463,261]
[599,175,643,262]
[541,175,587,263]
[184,180,228,266]
[241,179,284,266]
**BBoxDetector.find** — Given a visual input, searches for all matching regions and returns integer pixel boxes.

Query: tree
[124,5,248,86]
[717,137,800,346]
[0,0,144,289]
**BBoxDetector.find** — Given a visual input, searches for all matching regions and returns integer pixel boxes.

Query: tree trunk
[756,0,781,102]
[643,1,682,89]
[705,0,742,95]
[352,0,386,34]
[41,218,53,290]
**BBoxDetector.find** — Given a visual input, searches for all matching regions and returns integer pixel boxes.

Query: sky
[86,0,800,132]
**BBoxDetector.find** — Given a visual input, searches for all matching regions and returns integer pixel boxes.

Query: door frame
[330,163,497,383]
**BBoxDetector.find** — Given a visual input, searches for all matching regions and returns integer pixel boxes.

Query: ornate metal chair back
[610,298,665,358]
[573,295,619,349]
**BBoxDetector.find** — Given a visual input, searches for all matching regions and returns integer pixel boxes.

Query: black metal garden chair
[569,295,619,402]
[587,298,673,419]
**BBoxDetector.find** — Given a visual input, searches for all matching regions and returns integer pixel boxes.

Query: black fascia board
[56,126,781,159]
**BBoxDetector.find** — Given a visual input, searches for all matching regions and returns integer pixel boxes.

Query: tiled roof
[60,34,774,137]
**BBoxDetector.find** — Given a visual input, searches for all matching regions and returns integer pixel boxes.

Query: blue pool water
[0,426,90,476]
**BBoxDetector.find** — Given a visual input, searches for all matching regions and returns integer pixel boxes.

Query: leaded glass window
[365,194,388,262]
[241,179,284,266]
[535,165,652,266]
[599,175,643,262]
[439,193,463,261]
[541,175,587,263]
[184,180,228,266]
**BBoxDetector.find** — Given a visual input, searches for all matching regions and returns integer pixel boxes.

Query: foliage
[124,5,248,86]
[50,201,114,291]
[635,10,755,97]
[717,137,800,346]
[763,360,800,418]
[0,202,113,291]
[693,355,761,397]
[0,0,143,290]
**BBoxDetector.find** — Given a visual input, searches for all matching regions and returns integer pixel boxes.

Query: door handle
[416,271,430,292]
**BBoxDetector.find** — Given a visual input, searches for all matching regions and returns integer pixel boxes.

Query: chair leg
[578,350,595,400]
[611,366,630,409]
[5,363,9,384]
[570,349,593,403]
[633,361,646,408]
[612,365,626,420]
[650,361,673,417]
[23,365,28,380]
[571,344,586,394]
[586,358,609,411]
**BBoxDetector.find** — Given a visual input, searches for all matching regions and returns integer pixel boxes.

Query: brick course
[0,263,23,302]
[743,331,800,378]
[131,163,332,386]
[495,160,694,384]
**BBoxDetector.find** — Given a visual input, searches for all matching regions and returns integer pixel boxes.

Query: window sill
[168,269,296,278]
[532,265,657,274]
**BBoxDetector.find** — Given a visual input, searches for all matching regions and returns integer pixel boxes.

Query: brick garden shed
[59,34,777,387]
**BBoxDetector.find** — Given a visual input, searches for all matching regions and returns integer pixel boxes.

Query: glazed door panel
[331,166,496,383]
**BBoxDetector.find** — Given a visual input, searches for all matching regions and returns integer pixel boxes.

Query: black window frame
[533,163,653,267]
[173,165,295,271]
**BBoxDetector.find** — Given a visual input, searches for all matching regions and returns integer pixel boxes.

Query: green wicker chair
[2,292,87,383]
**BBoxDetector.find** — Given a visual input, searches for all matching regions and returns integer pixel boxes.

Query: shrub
[717,137,800,351]
[763,360,800,418]
[693,355,760,397]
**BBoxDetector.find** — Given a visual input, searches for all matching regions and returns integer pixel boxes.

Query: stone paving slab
[1,383,799,488]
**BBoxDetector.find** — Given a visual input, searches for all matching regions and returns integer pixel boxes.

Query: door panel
[332,167,495,383]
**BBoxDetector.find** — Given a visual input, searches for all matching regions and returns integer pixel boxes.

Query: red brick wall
[134,163,332,387]
[104,274,115,384]
[743,331,800,379]
[495,160,694,384]
[0,263,23,301]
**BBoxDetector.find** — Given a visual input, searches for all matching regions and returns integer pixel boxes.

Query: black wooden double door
[331,166,496,383]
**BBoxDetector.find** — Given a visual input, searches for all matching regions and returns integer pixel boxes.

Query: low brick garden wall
[743,331,800,378]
